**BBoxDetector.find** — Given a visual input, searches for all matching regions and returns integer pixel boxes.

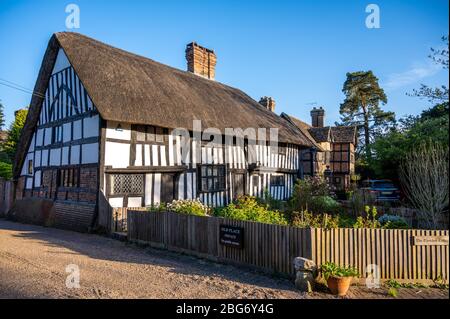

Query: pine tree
[338,71,393,158]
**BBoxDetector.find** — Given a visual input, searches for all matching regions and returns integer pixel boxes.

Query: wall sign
[412,236,449,246]
[220,225,244,249]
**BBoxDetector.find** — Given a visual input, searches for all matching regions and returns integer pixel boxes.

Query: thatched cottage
[12,32,327,231]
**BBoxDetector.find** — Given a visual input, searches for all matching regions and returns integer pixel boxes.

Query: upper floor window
[200,165,226,192]
[51,125,63,143]
[27,160,33,175]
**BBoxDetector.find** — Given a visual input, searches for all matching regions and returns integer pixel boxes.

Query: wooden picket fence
[311,228,449,281]
[127,210,311,276]
[125,209,449,282]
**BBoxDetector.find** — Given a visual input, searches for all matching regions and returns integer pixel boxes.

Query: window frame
[199,164,227,193]
[59,167,80,188]
[270,174,285,187]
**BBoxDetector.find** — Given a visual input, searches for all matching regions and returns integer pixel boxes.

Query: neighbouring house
[281,108,357,191]
[12,32,317,231]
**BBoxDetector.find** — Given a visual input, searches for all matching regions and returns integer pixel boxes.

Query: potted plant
[320,262,359,296]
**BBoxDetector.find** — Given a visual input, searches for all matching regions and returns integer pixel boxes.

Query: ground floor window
[110,174,144,195]
[60,167,79,188]
[270,175,284,186]
[200,165,226,192]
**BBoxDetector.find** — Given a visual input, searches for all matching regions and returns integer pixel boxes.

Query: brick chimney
[185,42,217,80]
[310,107,325,127]
[259,97,276,112]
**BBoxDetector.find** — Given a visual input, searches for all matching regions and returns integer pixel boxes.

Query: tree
[338,71,393,158]
[0,100,5,130]
[399,143,449,229]
[369,105,449,180]
[410,35,449,103]
[4,108,28,162]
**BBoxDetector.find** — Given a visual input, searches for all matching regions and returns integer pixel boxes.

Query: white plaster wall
[81,143,99,164]
[62,146,70,165]
[106,121,131,140]
[63,122,72,142]
[41,150,49,167]
[83,115,99,138]
[36,129,44,146]
[70,145,80,165]
[34,171,41,188]
[105,141,130,168]
[109,197,124,208]
[73,120,82,140]
[35,150,41,168]
[52,49,71,74]
[49,148,61,166]
[25,177,33,189]
[128,197,142,207]
[44,128,52,145]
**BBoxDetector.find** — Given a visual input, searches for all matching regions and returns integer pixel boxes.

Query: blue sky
[0,0,448,127]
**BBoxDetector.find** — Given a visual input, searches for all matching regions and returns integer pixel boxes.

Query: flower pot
[327,276,353,296]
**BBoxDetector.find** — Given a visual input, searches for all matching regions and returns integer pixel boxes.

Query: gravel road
[0,219,303,299]
[1,219,447,299]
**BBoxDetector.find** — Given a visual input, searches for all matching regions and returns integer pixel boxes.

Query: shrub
[320,262,359,280]
[213,195,288,225]
[290,176,342,214]
[353,206,382,229]
[0,161,12,180]
[378,214,409,229]
[291,210,340,229]
[147,202,167,212]
[166,199,209,216]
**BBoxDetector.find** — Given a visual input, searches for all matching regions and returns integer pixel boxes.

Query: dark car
[361,179,401,203]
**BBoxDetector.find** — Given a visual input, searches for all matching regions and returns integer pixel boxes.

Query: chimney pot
[259,96,276,112]
[310,106,325,127]
[186,42,217,80]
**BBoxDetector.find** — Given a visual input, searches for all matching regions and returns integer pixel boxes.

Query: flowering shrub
[166,199,210,216]
[213,195,288,225]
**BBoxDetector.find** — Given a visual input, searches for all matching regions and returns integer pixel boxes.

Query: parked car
[361,179,401,203]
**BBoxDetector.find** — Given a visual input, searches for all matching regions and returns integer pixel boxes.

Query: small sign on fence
[219,225,244,249]
[412,236,449,246]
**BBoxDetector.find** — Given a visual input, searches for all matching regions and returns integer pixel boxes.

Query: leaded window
[200,165,226,192]
[111,174,144,195]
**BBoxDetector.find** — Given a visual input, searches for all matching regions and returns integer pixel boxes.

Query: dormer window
[115,123,123,131]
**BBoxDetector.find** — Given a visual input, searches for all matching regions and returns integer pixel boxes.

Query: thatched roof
[14,32,313,178]
[280,113,322,150]
[281,113,357,146]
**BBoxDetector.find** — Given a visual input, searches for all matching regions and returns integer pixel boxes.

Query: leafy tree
[338,71,393,158]
[370,103,449,179]
[410,35,449,103]
[0,100,5,130]
[4,108,28,162]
